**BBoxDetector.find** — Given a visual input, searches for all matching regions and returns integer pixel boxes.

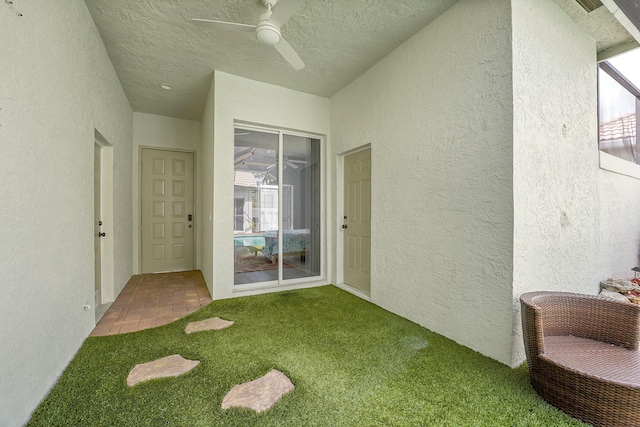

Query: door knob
[99,232,106,237]
[341,224,348,229]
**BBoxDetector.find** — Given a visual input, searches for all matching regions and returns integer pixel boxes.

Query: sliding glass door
[233,127,321,285]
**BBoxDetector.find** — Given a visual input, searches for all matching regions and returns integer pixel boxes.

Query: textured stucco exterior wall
[598,168,640,278]
[330,0,515,365]
[210,71,330,299]
[511,0,598,365]
[0,1,133,425]
[200,77,215,289]
[132,113,202,272]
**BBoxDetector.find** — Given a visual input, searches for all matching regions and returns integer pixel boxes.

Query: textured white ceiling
[84,0,635,121]
[552,0,637,53]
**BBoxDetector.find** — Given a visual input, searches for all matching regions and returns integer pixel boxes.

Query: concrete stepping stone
[127,354,200,386]
[222,369,294,413]
[185,317,234,334]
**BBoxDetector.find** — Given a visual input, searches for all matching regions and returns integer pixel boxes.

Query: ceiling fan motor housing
[256,19,281,45]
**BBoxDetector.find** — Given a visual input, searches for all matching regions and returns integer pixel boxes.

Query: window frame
[598,60,640,178]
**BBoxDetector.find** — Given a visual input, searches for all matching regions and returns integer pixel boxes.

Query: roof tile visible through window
[234,171,257,188]
[600,113,636,142]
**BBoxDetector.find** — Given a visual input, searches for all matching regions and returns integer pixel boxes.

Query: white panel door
[343,148,371,293]
[141,149,195,273]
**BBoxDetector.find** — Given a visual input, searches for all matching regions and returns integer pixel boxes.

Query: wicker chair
[520,291,640,427]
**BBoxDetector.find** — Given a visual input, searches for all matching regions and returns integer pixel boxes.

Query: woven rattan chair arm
[521,291,640,351]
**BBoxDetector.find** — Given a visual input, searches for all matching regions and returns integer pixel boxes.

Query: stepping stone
[185,317,234,334]
[127,354,199,386]
[222,369,294,413]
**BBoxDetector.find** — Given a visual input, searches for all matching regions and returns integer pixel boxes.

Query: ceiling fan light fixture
[255,22,281,45]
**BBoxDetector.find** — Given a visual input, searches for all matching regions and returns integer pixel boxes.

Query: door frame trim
[94,130,115,304]
[231,121,327,290]
[138,146,198,273]
[336,144,371,294]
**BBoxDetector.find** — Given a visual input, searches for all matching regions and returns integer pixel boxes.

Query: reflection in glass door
[233,128,321,285]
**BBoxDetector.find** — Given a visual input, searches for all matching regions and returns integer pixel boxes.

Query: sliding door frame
[233,122,326,288]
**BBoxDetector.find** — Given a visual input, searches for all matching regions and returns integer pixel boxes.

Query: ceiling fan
[192,0,305,70]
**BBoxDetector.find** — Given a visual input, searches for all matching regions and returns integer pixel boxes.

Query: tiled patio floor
[90,270,212,336]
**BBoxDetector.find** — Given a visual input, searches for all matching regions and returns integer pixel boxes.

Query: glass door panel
[233,127,321,285]
[233,129,278,285]
[282,135,321,280]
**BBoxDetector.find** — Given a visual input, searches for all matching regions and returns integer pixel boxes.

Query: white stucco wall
[511,0,598,365]
[330,0,515,365]
[132,113,202,272]
[0,1,133,425]
[207,71,330,299]
[200,76,215,288]
[598,167,640,278]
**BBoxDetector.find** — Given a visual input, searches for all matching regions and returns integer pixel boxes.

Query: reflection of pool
[234,234,265,248]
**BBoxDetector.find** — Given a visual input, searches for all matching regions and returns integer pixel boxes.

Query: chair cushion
[543,335,640,386]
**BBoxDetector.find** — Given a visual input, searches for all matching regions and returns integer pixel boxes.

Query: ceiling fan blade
[285,160,299,169]
[244,161,272,167]
[234,149,255,165]
[235,147,253,157]
[270,0,305,28]
[191,18,256,33]
[274,37,305,70]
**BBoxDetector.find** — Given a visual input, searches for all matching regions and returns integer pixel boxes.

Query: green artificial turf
[28,285,586,426]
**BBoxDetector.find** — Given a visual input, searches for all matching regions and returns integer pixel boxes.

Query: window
[598,49,640,168]
[234,198,244,231]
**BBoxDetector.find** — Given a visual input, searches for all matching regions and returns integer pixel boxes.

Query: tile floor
[90,270,212,337]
